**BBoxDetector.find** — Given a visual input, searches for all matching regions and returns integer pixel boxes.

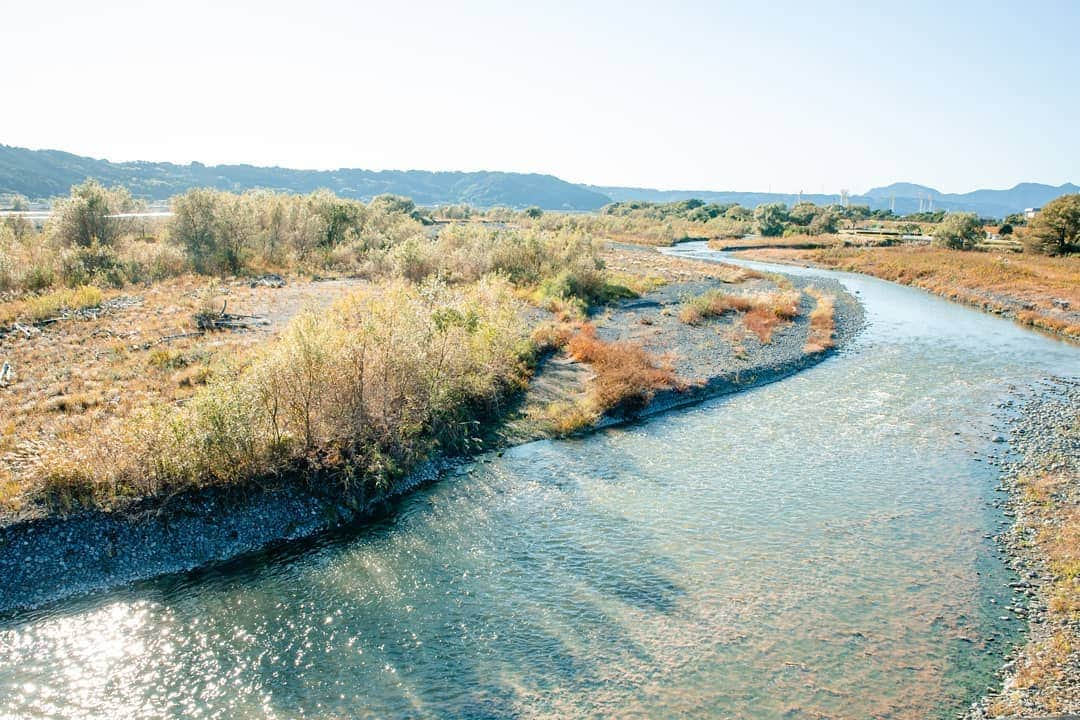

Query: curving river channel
[2,243,1078,719]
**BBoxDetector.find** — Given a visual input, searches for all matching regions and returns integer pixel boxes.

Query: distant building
[1024,207,1040,219]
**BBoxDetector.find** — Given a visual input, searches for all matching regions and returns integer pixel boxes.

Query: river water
[1,243,1077,719]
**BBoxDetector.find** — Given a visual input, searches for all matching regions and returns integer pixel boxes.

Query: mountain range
[1,144,1075,218]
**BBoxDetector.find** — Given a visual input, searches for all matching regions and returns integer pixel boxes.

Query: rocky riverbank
[966,377,1080,718]
[0,250,864,616]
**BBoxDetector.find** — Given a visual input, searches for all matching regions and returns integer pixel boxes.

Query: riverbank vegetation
[0,185,645,512]
[732,245,1080,341]
[37,280,530,509]
[11,185,829,514]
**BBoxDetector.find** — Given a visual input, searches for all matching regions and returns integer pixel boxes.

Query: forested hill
[0,145,611,210]
[2,144,1075,217]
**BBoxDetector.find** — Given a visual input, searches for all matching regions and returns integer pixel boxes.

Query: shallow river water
[1,243,1078,719]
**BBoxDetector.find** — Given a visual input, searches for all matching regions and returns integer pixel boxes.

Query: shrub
[62,279,531,502]
[48,179,141,248]
[58,241,128,288]
[932,212,981,250]
[754,203,789,237]
[566,324,678,417]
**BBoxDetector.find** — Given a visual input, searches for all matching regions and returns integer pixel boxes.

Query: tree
[724,205,752,221]
[1024,194,1080,256]
[50,179,138,247]
[524,206,543,219]
[753,203,788,237]
[788,202,819,226]
[308,189,363,248]
[169,188,249,274]
[808,209,839,235]
[370,194,417,218]
[999,223,1013,236]
[932,212,982,250]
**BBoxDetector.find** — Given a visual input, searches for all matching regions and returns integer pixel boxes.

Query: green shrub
[933,212,982,250]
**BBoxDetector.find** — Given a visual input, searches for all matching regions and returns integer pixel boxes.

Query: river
[1,242,1077,718]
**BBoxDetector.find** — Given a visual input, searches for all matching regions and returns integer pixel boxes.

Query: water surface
[2,243,1077,718]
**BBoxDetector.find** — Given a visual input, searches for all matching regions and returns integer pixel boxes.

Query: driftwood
[194,300,269,331]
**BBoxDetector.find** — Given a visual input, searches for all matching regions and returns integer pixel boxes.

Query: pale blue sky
[2,0,1077,193]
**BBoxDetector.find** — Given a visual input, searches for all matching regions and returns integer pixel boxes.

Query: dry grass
[0,285,105,326]
[527,400,597,436]
[678,288,800,344]
[565,324,680,417]
[804,288,837,353]
[678,290,754,325]
[708,234,845,251]
[743,245,1080,341]
[0,275,365,512]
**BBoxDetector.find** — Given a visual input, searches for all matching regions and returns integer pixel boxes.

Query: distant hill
[1,144,1075,218]
[0,145,611,211]
[596,181,1079,218]
[588,185,844,209]
[861,181,1080,217]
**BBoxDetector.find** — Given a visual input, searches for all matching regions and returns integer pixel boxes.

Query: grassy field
[732,245,1080,341]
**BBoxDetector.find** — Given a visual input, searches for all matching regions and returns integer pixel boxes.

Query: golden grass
[528,400,596,436]
[804,288,837,354]
[678,290,754,325]
[678,289,800,344]
[0,275,364,512]
[708,234,845,251]
[0,285,104,325]
[599,245,761,285]
[565,324,680,417]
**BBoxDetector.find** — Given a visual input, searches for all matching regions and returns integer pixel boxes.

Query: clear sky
[2,0,1077,194]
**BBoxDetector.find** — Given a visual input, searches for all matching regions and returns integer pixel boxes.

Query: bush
[754,203,789,237]
[932,212,982,250]
[566,324,678,417]
[58,241,128,288]
[49,179,141,248]
[1024,194,1080,256]
[89,279,531,501]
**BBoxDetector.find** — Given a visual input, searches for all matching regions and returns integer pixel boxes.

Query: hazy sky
[3,0,1077,194]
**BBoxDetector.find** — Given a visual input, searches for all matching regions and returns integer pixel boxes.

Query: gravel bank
[965,377,1080,719]
[597,272,862,428]
[0,459,449,617]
